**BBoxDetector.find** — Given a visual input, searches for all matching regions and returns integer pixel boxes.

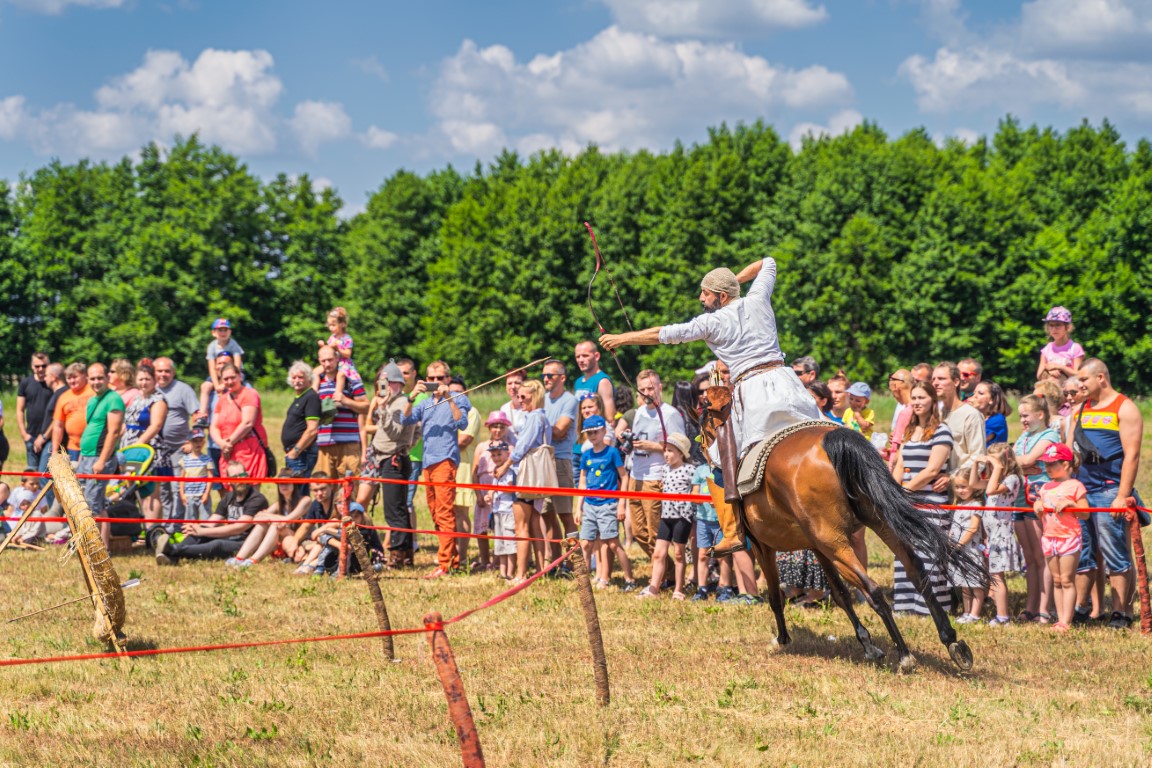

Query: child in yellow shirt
[844,382,876,439]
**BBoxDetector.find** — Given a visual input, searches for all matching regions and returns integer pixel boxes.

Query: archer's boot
[707,478,747,558]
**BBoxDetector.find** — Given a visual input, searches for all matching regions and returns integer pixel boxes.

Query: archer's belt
[732,360,786,387]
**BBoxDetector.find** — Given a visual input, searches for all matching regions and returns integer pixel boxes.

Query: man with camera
[625,370,685,559]
[402,360,472,578]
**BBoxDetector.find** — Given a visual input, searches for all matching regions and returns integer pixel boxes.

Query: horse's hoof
[862,643,885,662]
[775,633,790,647]
[897,654,917,674]
[948,641,974,672]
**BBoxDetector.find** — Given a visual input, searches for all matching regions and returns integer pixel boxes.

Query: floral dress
[121,391,169,468]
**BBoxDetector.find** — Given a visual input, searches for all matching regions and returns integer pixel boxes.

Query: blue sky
[3,0,1152,214]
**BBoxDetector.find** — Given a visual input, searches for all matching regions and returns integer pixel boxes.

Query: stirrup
[708,539,746,558]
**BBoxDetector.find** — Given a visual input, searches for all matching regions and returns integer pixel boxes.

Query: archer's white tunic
[658,258,822,457]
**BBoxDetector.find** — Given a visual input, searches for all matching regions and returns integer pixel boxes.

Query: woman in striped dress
[890,382,954,615]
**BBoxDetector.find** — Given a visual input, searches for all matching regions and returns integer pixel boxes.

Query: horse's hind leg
[813,549,885,662]
[814,536,916,669]
[873,526,972,672]
[749,541,789,646]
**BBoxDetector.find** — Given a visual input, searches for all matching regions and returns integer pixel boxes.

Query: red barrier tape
[0,470,709,503]
[0,546,573,667]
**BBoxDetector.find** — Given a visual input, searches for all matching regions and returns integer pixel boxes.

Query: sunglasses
[426,375,446,381]
[517,394,532,401]
[542,373,561,379]
[32,364,47,370]
[576,391,597,401]
[959,372,979,379]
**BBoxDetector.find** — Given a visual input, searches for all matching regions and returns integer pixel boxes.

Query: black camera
[618,429,635,456]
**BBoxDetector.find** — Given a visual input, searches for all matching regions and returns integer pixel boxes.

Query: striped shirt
[178,452,213,498]
[893,422,954,615]
[317,375,366,446]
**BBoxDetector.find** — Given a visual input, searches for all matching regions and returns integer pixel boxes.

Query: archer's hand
[599,333,624,352]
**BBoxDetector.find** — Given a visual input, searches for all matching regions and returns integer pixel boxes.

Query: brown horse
[699,386,985,671]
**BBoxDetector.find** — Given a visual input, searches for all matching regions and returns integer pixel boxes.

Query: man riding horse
[600,257,823,556]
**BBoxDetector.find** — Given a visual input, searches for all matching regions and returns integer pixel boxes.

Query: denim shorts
[696,518,723,549]
[1084,486,1141,574]
[579,502,619,541]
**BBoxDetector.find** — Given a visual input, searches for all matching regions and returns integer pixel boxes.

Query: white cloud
[351,55,389,82]
[289,100,351,154]
[901,1,1152,119]
[360,125,398,149]
[1020,0,1152,55]
[787,109,862,149]
[6,0,125,14]
[601,0,826,38]
[1,48,292,157]
[430,26,854,158]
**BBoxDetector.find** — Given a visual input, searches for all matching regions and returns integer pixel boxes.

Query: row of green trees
[2,118,1150,392]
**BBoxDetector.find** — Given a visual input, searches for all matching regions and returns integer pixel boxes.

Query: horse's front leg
[749,540,789,646]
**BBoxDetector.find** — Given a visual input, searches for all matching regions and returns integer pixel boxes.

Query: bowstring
[584,221,669,444]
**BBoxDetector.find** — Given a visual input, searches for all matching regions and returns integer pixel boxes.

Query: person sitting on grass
[577,414,635,591]
[295,502,382,576]
[154,461,265,565]
[9,471,49,546]
[225,469,315,568]
[285,474,337,569]
[637,433,696,601]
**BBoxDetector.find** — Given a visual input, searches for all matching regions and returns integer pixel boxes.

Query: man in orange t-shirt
[51,362,95,459]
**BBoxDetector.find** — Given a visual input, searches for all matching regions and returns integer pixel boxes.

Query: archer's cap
[580,415,607,432]
[212,318,232,330]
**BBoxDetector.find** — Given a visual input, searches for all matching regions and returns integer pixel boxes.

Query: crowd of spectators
[0,305,1146,631]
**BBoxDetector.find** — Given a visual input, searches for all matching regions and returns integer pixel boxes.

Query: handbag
[516,444,557,500]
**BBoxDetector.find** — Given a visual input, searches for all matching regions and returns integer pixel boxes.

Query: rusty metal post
[424,611,485,768]
[565,537,610,706]
[343,515,395,660]
[1127,502,1150,635]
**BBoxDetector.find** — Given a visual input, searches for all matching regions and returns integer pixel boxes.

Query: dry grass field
[1,388,1150,767]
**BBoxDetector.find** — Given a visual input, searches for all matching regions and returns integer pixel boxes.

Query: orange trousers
[425,459,459,572]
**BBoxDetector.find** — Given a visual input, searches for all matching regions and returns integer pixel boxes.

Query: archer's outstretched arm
[599,328,662,352]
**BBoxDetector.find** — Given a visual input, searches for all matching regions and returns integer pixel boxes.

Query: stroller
[104,443,156,550]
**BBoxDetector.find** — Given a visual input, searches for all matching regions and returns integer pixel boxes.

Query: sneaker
[224,557,240,568]
[715,586,737,603]
[293,564,316,576]
[690,586,711,602]
[621,580,638,593]
[955,614,978,625]
[1106,611,1133,630]
[636,586,658,599]
[235,559,255,569]
[1071,608,1092,626]
[987,616,1010,627]
[729,593,763,606]
[154,533,172,566]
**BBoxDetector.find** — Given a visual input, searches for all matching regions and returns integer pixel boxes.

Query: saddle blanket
[736,420,834,498]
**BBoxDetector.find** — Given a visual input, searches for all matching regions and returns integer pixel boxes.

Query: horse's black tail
[821,428,987,588]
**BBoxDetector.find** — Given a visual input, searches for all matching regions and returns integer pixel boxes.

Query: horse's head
[697,385,732,454]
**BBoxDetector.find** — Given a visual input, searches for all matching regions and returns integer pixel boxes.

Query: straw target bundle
[48,451,127,650]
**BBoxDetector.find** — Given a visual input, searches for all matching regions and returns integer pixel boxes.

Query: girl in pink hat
[1036,306,1084,384]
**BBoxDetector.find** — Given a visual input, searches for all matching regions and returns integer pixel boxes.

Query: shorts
[491,510,516,557]
[316,441,361,479]
[515,496,546,513]
[1011,511,1039,523]
[1085,486,1140,574]
[542,458,574,518]
[657,517,692,545]
[579,502,619,541]
[1042,536,1081,559]
[695,518,723,550]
